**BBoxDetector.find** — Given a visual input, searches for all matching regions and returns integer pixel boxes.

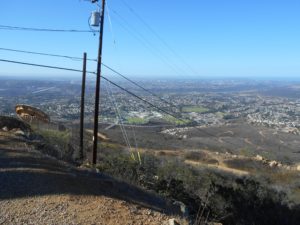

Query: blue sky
[0,0,299,79]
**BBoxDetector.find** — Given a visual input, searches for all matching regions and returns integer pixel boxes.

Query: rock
[173,201,188,217]
[145,209,153,216]
[153,175,159,180]
[15,130,25,136]
[2,126,8,131]
[0,116,31,132]
[269,160,278,167]
[167,218,180,225]
[255,155,264,161]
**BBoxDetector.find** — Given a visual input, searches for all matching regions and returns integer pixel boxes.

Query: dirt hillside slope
[0,131,185,225]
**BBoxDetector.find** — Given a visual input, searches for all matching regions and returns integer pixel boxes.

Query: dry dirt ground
[0,132,186,225]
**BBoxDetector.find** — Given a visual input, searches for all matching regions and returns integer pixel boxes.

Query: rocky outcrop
[0,116,31,133]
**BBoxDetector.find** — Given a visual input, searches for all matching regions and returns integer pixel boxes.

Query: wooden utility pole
[79,52,87,160]
[92,0,106,164]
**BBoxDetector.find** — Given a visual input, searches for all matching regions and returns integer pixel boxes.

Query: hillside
[0,127,186,225]
[2,116,300,225]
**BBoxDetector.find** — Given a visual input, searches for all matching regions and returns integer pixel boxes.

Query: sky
[0,0,300,79]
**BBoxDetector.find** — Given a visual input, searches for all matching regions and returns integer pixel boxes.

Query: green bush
[32,128,74,162]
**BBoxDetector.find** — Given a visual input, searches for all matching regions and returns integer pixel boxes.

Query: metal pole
[79,52,87,160]
[92,0,106,164]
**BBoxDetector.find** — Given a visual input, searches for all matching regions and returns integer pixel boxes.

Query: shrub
[32,128,74,162]
[185,151,219,165]
[224,158,267,172]
[210,177,300,225]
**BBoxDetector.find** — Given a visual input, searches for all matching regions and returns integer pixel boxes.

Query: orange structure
[15,104,50,124]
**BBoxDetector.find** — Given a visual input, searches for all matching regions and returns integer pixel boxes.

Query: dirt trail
[138,148,250,176]
[185,160,249,176]
[0,132,185,225]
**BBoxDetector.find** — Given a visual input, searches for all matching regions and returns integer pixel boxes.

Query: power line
[110,9,188,77]
[100,77,245,149]
[0,47,177,109]
[0,25,97,33]
[0,47,94,61]
[0,58,177,118]
[101,63,178,108]
[104,79,132,151]
[0,58,96,74]
[120,0,200,77]
[101,76,181,119]
[0,57,242,149]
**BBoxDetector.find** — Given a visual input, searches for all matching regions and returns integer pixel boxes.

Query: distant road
[101,122,175,130]
[69,121,176,129]
[32,87,55,94]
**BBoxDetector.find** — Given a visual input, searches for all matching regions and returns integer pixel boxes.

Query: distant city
[0,77,300,135]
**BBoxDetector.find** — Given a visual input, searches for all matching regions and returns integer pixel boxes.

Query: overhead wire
[101,76,181,119]
[0,58,96,74]
[0,47,177,109]
[106,2,141,162]
[0,47,88,62]
[0,25,98,33]
[104,79,132,152]
[100,81,240,153]
[0,57,257,150]
[0,7,248,150]
[101,63,178,109]
[99,77,252,151]
[119,0,200,77]
[106,2,117,44]
[110,9,187,77]
[0,58,176,118]
[102,6,180,112]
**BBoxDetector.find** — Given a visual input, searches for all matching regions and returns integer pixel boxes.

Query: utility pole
[79,52,87,160]
[92,0,106,164]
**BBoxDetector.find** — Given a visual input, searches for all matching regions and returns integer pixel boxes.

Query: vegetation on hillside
[182,106,209,113]
[94,147,300,225]
[126,117,148,125]
[28,123,300,225]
